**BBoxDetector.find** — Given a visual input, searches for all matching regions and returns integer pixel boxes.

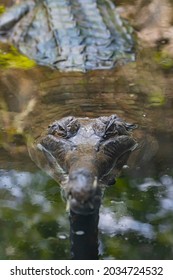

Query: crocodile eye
[48,117,80,138]
[93,115,136,140]
[48,123,66,137]
[93,115,119,138]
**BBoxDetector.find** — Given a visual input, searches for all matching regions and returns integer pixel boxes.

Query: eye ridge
[48,123,66,137]
[93,115,132,139]
[47,117,80,138]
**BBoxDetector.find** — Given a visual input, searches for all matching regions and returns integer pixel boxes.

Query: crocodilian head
[29,115,137,215]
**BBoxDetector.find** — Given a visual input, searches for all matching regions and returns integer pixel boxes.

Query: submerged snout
[31,115,137,215]
[66,169,101,215]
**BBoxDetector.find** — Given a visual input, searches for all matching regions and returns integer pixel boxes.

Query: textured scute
[29,115,137,185]
[0,0,135,71]
[28,115,137,214]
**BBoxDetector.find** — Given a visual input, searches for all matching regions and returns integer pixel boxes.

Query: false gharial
[28,115,137,214]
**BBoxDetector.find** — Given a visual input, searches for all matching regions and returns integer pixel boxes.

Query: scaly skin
[28,115,137,214]
[0,0,134,71]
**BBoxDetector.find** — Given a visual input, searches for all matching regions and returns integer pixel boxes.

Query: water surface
[0,0,173,260]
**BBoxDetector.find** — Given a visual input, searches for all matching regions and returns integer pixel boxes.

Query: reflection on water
[0,169,70,259]
[99,207,155,239]
[1,53,173,260]
[99,173,173,260]
[1,0,173,260]
[1,168,173,259]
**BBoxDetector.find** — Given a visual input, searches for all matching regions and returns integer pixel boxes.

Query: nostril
[66,169,101,214]
[68,169,97,202]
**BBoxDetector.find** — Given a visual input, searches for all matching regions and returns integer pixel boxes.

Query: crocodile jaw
[62,169,102,215]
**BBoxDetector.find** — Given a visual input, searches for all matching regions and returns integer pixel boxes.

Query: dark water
[1,0,173,260]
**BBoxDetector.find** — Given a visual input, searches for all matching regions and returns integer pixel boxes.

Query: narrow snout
[67,168,101,215]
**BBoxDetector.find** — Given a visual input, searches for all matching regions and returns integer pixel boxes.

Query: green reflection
[0,5,5,15]
[0,171,70,260]
[100,173,173,260]
[0,45,35,69]
[1,167,173,259]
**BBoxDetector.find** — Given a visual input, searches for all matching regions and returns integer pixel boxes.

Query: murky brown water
[1,0,173,260]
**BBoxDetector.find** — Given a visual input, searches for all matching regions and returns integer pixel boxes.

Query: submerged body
[0,0,134,71]
[29,115,137,214]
